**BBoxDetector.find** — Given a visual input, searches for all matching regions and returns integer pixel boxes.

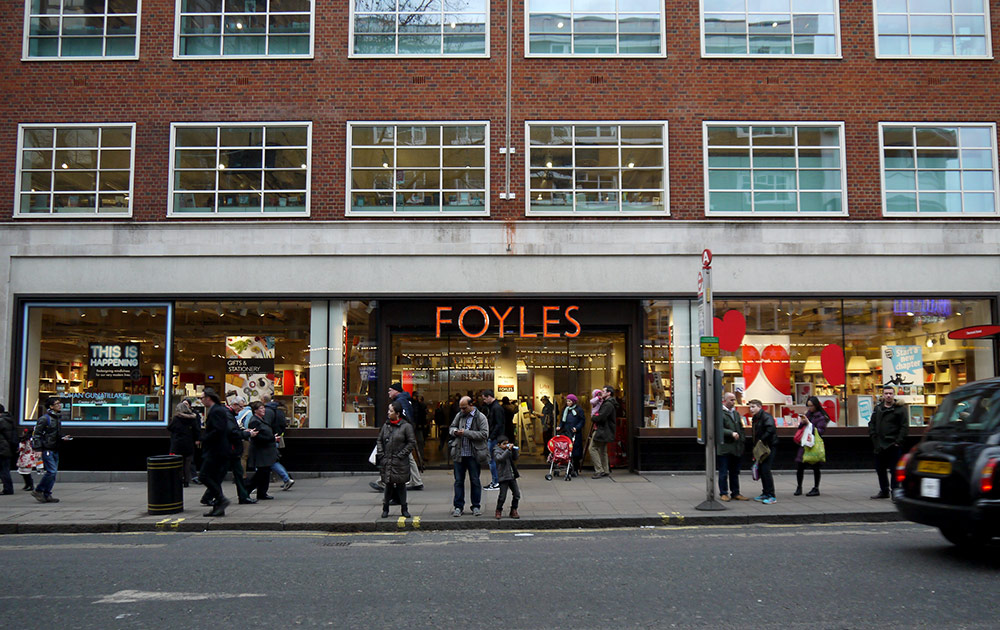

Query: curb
[3,511,903,535]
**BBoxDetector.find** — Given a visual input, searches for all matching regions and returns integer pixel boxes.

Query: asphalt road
[1,522,997,629]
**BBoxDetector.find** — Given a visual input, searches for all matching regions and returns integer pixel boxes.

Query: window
[24,0,140,60]
[526,0,664,56]
[702,0,840,57]
[176,0,313,58]
[880,123,999,215]
[527,122,668,215]
[704,122,846,215]
[348,122,488,215]
[15,123,135,217]
[169,122,311,216]
[351,0,488,56]
[874,0,991,58]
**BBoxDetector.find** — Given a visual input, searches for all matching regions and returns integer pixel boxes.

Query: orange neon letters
[458,305,490,338]
[436,307,453,338]
[564,305,581,338]
[435,305,582,338]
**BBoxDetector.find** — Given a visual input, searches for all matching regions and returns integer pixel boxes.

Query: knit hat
[565,394,578,403]
[389,382,405,394]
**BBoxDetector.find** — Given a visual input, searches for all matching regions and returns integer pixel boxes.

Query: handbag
[751,462,760,481]
[276,435,286,449]
[368,444,378,466]
[752,440,771,462]
[803,431,826,464]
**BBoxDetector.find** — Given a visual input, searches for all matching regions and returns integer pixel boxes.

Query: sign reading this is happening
[88,343,141,379]
[881,345,924,403]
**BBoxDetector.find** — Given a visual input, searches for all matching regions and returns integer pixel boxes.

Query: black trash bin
[147,455,184,515]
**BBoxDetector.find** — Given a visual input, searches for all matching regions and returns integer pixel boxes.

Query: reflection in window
[702,0,840,56]
[25,0,140,59]
[875,0,990,57]
[527,0,663,55]
[177,0,313,57]
[349,122,488,215]
[352,0,488,56]
[706,122,845,214]
[16,123,134,216]
[528,122,668,214]
[344,301,377,426]
[881,123,998,215]
[169,122,311,215]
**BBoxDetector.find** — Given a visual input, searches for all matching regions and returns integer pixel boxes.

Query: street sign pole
[696,249,725,511]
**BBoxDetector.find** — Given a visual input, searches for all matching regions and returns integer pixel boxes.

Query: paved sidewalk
[0,470,901,534]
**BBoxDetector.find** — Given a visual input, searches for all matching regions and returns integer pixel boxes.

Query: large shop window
[343,300,378,427]
[24,0,140,59]
[175,0,313,57]
[351,0,488,56]
[526,0,664,56]
[19,304,171,426]
[702,0,841,57]
[168,122,311,216]
[171,301,312,427]
[348,122,489,216]
[880,123,999,215]
[527,122,668,215]
[705,122,846,215]
[874,0,991,58]
[15,123,135,217]
[710,298,995,429]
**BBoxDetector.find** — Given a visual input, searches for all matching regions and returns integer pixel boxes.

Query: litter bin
[147,455,184,515]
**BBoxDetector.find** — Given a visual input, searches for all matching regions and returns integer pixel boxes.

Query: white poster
[881,345,924,403]
[225,336,275,404]
[740,335,791,404]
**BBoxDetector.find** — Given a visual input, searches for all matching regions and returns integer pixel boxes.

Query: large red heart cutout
[741,345,760,387]
[820,344,845,387]
[713,310,747,352]
[762,345,791,395]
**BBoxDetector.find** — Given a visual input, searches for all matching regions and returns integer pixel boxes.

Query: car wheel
[939,526,989,549]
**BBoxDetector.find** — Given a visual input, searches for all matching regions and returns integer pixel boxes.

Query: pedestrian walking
[750,399,778,504]
[168,399,201,487]
[482,389,505,490]
[31,397,71,503]
[377,400,416,518]
[261,395,294,489]
[493,435,520,520]
[794,396,829,497]
[0,404,16,495]
[869,385,908,500]
[558,394,584,476]
[247,401,278,501]
[448,395,489,517]
[589,386,617,479]
[717,392,748,501]
[198,388,233,517]
[16,429,41,491]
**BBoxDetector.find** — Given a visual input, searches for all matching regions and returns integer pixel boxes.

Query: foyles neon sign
[436,305,581,338]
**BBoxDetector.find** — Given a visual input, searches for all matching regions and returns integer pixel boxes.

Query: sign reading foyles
[435,305,581,338]
[88,343,141,379]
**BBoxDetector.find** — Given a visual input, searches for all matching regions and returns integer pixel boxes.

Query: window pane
[884,170,916,190]
[799,191,842,212]
[798,170,841,189]
[962,170,994,190]
[885,192,917,212]
[918,192,962,212]
[917,170,962,191]
[963,192,995,212]
[710,191,752,212]
[708,149,750,168]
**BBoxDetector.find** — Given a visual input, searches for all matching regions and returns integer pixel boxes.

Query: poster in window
[881,345,924,403]
[225,336,275,404]
[740,335,791,404]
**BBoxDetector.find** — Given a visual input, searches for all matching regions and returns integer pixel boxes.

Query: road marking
[397,516,407,528]
[0,543,168,551]
[412,516,420,529]
[93,590,265,604]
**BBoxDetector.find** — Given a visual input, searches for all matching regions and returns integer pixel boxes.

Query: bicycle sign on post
[696,249,725,512]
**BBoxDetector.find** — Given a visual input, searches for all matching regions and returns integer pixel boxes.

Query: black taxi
[895,377,1000,547]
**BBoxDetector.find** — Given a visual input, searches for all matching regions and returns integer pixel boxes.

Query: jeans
[37,450,58,496]
[875,445,902,493]
[497,479,520,510]
[453,456,482,510]
[717,454,741,496]
[272,460,291,483]
[758,447,776,498]
[0,456,13,494]
[487,439,499,485]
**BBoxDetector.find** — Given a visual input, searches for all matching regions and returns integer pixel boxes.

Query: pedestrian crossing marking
[397,517,407,528]
[412,517,420,529]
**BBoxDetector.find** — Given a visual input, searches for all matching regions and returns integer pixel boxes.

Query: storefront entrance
[380,300,636,468]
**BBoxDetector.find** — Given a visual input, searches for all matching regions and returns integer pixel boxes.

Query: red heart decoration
[820,344,846,387]
[741,345,760,387]
[821,399,838,424]
[713,310,747,353]
[761,345,791,395]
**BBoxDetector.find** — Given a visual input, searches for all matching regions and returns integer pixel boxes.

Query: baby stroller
[545,434,575,481]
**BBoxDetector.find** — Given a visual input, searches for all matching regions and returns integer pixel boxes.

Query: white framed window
[24,0,141,60]
[701,0,841,57]
[880,123,999,216]
[704,122,847,216]
[15,123,135,217]
[874,0,991,58]
[526,121,668,216]
[525,0,665,57]
[350,0,489,57]
[175,0,313,58]
[347,122,489,216]
[168,122,311,217]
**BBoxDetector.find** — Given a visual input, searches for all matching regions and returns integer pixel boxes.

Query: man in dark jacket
[750,399,778,504]
[199,388,257,516]
[869,385,909,499]
[0,404,16,495]
[31,397,71,503]
[540,396,555,457]
[589,386,618,479]
[262,395,294,491]
[481,389,506,490]
[717,392,748,501]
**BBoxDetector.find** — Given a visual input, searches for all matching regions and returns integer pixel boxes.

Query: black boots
[204,498,229,517]
[400,505,411,518]
[794,486,803,496]
[381,504,390,518]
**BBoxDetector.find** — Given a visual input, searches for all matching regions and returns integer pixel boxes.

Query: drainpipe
[501,0,513,201]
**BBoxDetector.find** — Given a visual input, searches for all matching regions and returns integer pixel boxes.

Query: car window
[930,388,1000,433]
